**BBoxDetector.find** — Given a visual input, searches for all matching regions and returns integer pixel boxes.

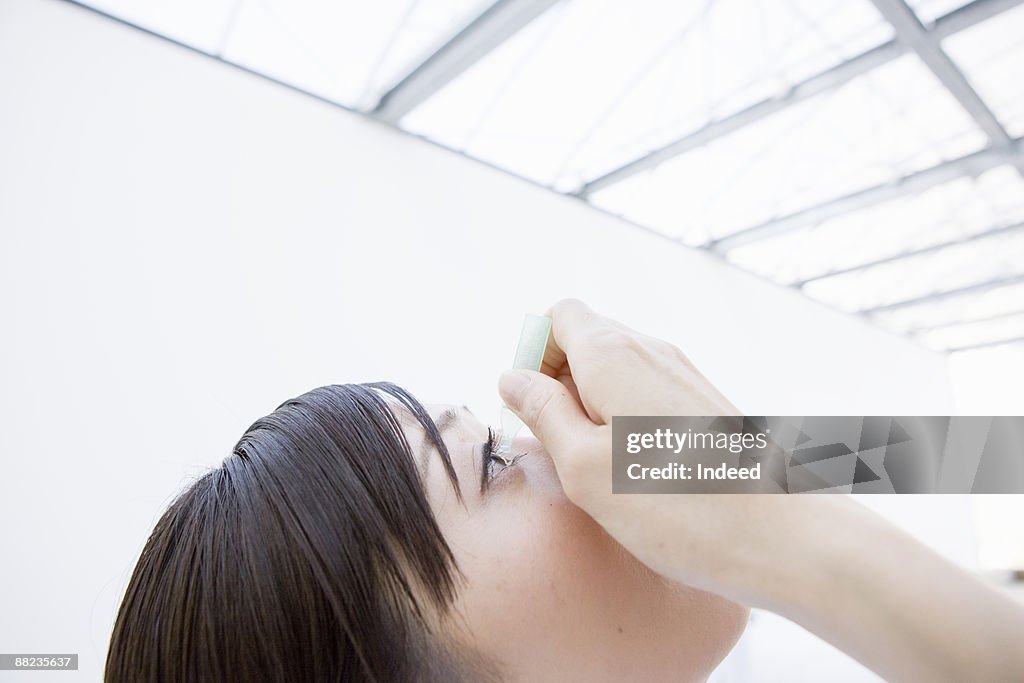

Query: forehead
[386,401,479,494]
[389,401,450,434]
[392,401,481,436]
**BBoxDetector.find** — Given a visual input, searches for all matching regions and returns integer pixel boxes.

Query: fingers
[542,299,604,368]
[538,298,626,376]
[498,369,594,457]
[538,298,642,422]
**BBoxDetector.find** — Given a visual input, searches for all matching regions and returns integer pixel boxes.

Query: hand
[496,298,798,603]
[497,299,1024,683]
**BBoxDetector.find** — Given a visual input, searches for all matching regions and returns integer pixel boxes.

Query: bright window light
[402,0,894,191]
[78,0,239,54]
[69,0,1024,359]
[725,165,1024,284]
[972,496,1024,571]
[873,281,1024,332]
[220,0,489,109]
[588,53,984,245]
[943,2,1024,138]
[800,228,1024,314]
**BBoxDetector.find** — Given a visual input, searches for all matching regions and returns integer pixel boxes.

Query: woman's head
[106,383,746,682]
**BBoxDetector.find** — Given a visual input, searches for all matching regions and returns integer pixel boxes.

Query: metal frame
[576,41,903,197]
[793,220,1024,287]
[578,0,1024,197]
[372,0,560,123]
[861,272,1024,315]
[708,139,1022,252]
[947,334,1024,352]
[868,0,1024,176]
[61,0,1024,353]
[912,306,1024,332]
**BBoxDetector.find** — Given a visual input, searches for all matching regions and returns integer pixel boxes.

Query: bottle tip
[496,406,522,455]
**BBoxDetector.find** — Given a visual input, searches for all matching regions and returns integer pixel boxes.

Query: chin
[603,534,749,679]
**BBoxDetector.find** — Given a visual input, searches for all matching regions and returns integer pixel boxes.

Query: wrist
[714,495,864,615]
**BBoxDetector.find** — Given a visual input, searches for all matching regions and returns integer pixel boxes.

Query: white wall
[951,345,1024,414]
[0,1,957,680]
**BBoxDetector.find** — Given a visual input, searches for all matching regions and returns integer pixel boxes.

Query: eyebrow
[434,408,460,435]
[418,408,461,476]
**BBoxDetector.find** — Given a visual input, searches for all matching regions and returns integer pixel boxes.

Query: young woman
[105,382,746,682]
[107,299,1024,682]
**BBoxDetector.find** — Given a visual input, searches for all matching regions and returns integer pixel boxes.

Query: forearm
[764,498,1024,683]
[500,299,1024,679]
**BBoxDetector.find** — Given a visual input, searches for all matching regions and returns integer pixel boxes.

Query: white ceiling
[72,0,1024,353]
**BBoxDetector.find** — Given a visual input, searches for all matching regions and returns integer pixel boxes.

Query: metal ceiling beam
[947,334,1024,352]
[912,306,1024,332]
[869,0,1024,175]
[578,0,1024,196]
[860,272,1024,315]
[372,0,560,123]
[708,139,1021,252]
[578,42,902,196]
[931,0,1024,35]
[793,220,1024,287]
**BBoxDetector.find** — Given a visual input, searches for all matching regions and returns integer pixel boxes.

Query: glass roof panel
[588,54,985,244]
[905,0,975,26]
[725,165,1024,284]
[800,228,1024,312]
[71,0,1024,355]
[79,0,239,54]
[873,280,1024,331]
[220,0,490,108]
[943,3,1024,138]
[402,0,894,190]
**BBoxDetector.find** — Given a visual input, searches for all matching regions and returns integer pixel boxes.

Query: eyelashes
[480,427,526,493]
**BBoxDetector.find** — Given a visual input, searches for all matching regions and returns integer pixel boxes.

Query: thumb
[498,369,593,456]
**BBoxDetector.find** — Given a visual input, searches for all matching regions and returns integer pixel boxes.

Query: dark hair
[105,383,496,682]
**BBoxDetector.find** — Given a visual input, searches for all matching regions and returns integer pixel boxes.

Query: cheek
[443,490,748,681]
[451,453,642,633]
[446,492,618,645]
